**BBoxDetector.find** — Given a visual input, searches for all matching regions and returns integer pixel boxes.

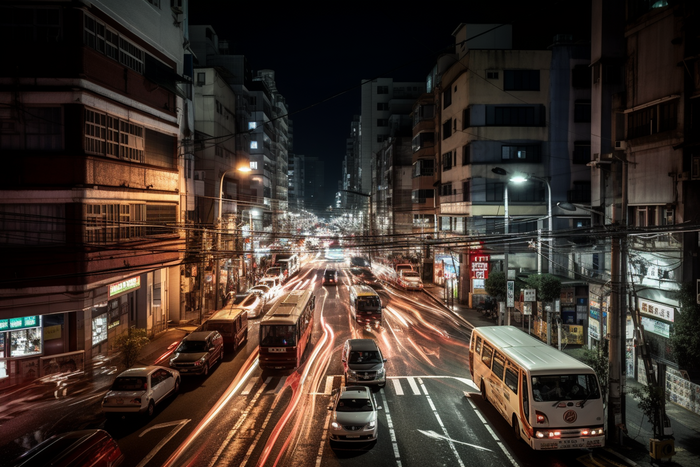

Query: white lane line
[207,378,270,467]
[407,377,421,395]
[419,378,465,467]
[380,390,402,467]
[241,378,259,396]
[467,396,519,467]
[266,376,286,394]
[323,375,334,395]
[392,378,404,396]
[239,387,284,467]
[315,410,333,467]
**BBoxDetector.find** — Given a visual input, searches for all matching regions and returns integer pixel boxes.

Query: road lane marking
[392,378,404,395]
[408,377,421,395]
[266,376,286,394]
[419,378,465,467]
[315,409,333,467]
[136,419,190,467]
[381,390,402,467]
[467,396,519,467]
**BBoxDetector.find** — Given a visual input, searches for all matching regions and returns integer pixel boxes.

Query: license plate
[268,348,286,353]
[346,435,359,439]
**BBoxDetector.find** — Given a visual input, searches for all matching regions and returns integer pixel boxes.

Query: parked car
[323,268,339,286]
[263,267,285,282]
[232,292,265,318]
[327,385,379,445]
[342,339,387,387]
[9,429,124,467]
[398,270,423,291]
[169,330,224,376]
[247,284,272,304]
[102,366,180,418]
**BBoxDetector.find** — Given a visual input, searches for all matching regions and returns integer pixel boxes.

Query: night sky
[188,1,591,213]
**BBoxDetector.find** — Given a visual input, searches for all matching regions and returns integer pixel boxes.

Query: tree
[630,383,665,439]
[670,282,700,377]
[485,271,507,301]
[524,274,562,303]
[114,327,150,369]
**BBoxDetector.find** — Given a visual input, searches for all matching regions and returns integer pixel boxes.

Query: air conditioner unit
[615,140,627,150]
[649,438,675,460]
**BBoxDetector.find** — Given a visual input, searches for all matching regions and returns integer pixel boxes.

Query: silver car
[328,385,379,444]
[102,366,180,418]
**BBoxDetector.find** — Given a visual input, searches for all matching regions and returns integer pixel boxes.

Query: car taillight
[106,444,123,464]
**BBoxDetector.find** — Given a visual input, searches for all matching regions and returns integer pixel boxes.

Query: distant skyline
[187,1,591,212]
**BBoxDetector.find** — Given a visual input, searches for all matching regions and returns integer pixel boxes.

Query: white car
[258,277,281,297]
[247,284,272,304]
[398,270,423,291]
[328,385,379,444]
[230,292,265,318]
[102,366,180,418]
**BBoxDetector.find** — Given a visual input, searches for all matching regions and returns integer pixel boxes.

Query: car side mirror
[383,358,387,363]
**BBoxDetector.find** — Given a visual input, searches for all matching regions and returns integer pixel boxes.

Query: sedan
[328,385,379,444]
[247,284,272,304]
[102,366,180,418]
[230,292,265,318]
[399,270,423,291]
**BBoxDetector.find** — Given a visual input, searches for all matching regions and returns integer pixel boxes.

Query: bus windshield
[260,325,297,346]
[357,298,380,311]
[531,374,600,402]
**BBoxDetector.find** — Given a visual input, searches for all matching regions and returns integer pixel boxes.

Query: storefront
[0,315,43,383]
[468,253,490,307]
[91,276,140,357]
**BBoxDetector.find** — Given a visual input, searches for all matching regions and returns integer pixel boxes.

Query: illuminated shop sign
[0,315,41,332]
[109,276,141,298]
[470,254,490,280]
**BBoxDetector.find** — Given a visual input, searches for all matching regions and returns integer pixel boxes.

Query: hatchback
[328,385,379,444]
[342,339,387,387]
[102,366,180,418]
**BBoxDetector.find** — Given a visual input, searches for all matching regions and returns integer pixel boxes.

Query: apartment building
[0,0,190,386]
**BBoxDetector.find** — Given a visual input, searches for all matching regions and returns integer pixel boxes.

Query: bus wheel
[512,415,520,440]
[480,380,488,403]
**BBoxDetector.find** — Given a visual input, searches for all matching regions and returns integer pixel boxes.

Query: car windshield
[348,350,381,364]
[112,376,147,391]
[177,340,208,353]
[531,374,600,402]
[336,398,373,412]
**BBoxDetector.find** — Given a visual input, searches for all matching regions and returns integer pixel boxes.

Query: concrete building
[0,0,190,386]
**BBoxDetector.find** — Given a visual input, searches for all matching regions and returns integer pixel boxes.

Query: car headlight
[376,368,385,377]
[347,369,357,377]
[368,419,376,429]
[331,421,340,429]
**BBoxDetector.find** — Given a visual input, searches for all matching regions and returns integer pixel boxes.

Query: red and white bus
[258,289,315,370]
[469,326,605,450]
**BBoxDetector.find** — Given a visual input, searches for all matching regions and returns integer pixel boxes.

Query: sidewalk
[422,283,700,467]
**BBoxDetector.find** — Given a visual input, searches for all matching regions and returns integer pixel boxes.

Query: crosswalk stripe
[267,376,286,394]
[392,378,404,395]
[407,377,421,395]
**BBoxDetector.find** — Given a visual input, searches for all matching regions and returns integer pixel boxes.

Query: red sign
[469,254,490,280]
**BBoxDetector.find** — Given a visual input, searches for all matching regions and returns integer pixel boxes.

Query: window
[377,119,388,127]
[145,0,160,7]
[413,214,432,226]
[412,159,434,177]
[462,107,471,129]
[377,85,389,94]
[481,345,493,367]
[486,181,505,202]
[573,141,591,164]
[85,109,144,163]
[462,144,471,165]
[248,121,256,130]
[442,119,452,139]
[250,161,258,170]
[501,144,541,162]
[413,104,435,126]
[412,132,434,152]
[463,180,470,202]
[84,15,144,73]
[377,102,389,111]
[487,71,499,80]
[196,72,205,86]
[628,99,678,139]
[574,100,591,122]
[505,365,519,393]
[442,151,453,171]
[569,181,591,203]
[22,107,62,150]
[412,189,435,204]
[443,87,452,109]
[0,204,66,245]
[377,134,388,143]
[250,141,258,149]
[494,106,544,126]
[504,70,540,91]
[0,7,62,42]
[440,183,453,197]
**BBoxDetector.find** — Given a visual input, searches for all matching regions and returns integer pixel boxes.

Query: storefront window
[92,313,108,344]
[10,328,42,357]
[0,333,4,358]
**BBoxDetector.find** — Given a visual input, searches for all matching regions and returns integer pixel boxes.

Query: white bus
[349,285,383,328]
[469,326,604,450]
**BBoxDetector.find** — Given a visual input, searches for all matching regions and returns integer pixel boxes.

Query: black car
[323,268,339,285]
[169,330,224,376]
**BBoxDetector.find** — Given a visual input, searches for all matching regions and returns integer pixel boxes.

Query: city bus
[258,289,316,370]
[203,305,248,352]
[469,326,604,450]
[349,285,383,328]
